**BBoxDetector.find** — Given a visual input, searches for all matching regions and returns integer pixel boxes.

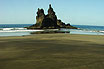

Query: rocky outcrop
[57,19,77,29]
[36,8,45,26]
[41,4,59,29]
[32,8,45,28]
[27,4,77,29]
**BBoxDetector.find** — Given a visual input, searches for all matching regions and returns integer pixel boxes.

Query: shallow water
[60,28,104,35]
[0,32,30,37]
[0,24,104,36]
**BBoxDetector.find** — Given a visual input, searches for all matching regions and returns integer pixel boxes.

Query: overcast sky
[0,0,104,26]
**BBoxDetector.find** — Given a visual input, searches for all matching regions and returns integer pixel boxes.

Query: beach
[0,34,104,69]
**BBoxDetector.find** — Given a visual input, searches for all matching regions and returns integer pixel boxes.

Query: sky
[0,0,104,26]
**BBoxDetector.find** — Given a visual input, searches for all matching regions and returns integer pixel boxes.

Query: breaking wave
[0,28,44,32]
[60,28,104,35]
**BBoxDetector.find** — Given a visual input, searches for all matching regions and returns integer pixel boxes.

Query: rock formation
[27,4,77,29]
[36,8,45,26]
[41,4,58,28]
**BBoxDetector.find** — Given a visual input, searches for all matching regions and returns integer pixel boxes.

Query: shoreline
[0,32,103,37]
[0,27,104,36]
[0,34,104,69]
[0,33,104,45]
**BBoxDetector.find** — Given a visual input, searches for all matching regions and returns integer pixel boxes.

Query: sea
[0,24,104,36]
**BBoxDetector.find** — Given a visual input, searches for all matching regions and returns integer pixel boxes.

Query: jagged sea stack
[41,4,59,28]
[35,8,45,28]
[27,4,77,29]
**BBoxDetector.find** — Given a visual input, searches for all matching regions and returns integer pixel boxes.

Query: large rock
[57,20,66,28]
[41,4,59,29]
[35,8,45,28]
[27,4,77,29]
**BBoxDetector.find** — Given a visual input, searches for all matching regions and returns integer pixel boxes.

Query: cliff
[27,4,77,29]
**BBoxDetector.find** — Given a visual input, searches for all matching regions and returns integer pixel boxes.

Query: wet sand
[0,34,104,69]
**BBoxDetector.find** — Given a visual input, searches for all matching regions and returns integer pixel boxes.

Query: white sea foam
[0,28,44,32]
[99,31,104,33]
[60,28,104,35]
[1,28,27,30]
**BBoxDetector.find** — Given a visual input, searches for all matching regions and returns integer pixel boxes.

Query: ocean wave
[0,28,44,32]
[99,31,104,33]
[60,28,104,35]
[0,28,27,30]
